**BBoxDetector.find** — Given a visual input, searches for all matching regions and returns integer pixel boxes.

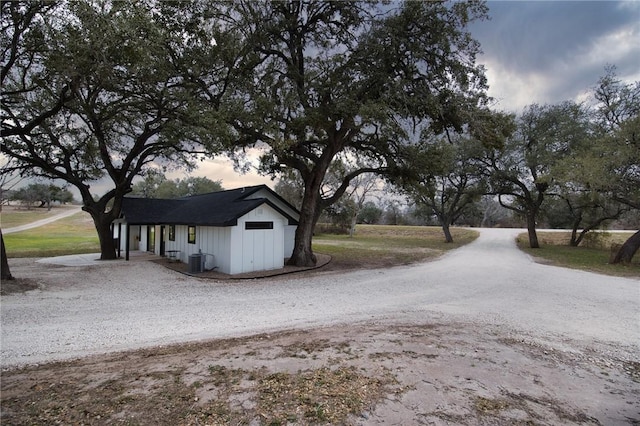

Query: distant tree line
[129,171,223,199]
[406,66,638,263]
[4,183,73,210]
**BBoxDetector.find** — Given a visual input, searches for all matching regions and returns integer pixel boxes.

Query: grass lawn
[313,225,478,269]
[3,210,100,258]
[5,212,636,279]
[1,205,78,228]
[517,231,639,278]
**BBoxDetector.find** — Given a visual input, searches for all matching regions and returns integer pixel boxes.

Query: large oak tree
[1,1,238,260]
[229,0,490,266]
[593,71,639,264]
[1,1,59,279]
[559,68,639,263]
[402,136,488,243]
[485,102,590,248]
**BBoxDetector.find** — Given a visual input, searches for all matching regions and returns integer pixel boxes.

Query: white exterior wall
[229,205,285,274]
[130,226,141,251]
[169,225,233,274]
[113,219,125,252]
[112,222,150,254]
[112,220,142,255]
[248,188,298,261]
[140,225,149,251]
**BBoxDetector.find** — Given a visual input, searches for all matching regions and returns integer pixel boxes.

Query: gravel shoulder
[1,228,639,424]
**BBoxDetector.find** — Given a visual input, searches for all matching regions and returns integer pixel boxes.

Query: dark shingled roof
[120,185,298,226]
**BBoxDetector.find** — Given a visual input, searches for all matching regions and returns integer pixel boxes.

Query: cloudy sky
[471,0,640,112]
[198,0,640,189]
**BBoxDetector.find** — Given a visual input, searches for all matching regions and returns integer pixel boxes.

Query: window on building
[188,225,196,244]
[245,221,274,230]
[168,225,175,241]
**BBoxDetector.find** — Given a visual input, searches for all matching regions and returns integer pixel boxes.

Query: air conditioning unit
[188,254,203,273]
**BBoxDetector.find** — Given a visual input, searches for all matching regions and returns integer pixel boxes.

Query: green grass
[517,231,639,278]
[313,225,479,268]
[1,205,78,228]
[4,211,100,258]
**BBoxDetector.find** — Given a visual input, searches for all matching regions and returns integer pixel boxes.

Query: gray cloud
[471,1,640,111]
[474,1,638,72]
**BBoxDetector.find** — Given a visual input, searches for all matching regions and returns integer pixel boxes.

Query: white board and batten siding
[230,204,285,274]
[163,224,232,273]
[244,187,298,260]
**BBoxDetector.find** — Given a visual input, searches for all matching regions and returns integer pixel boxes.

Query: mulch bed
[152,253,332,280]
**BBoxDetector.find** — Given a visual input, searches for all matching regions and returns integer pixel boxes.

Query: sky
[470,0,640,112]
[192,0,640,190]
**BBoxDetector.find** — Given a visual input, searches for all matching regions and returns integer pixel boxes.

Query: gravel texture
[2,228,639,425]
[2,228,638,368]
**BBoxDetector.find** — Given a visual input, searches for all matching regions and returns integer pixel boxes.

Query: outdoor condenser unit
[188,253,203,273]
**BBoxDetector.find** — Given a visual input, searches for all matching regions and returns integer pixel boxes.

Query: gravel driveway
[1,228,638,368]
[2,228,639,424]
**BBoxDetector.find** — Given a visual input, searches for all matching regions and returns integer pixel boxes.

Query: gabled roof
[120,185,299,227]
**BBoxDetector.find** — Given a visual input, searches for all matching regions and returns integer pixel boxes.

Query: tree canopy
[1,1,235,259]
[227,0,491,265]
[130,172,224,199]
[484,102,589,248]
[9,183,73,209]
[402,135,488,243]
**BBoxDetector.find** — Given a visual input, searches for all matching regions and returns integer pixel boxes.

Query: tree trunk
[91,214,117,261]
[569,217,581,246]
[610,230,640,264]
[349,211,358,238]
[287,186,321,267]
[480,210,489,228]
[1,229,14,281]
[526,213,539,248]
[570,230,587,247]
[442,220,454,243]
[288,215,317,267]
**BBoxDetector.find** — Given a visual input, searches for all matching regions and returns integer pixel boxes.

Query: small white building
[112,185,300,275]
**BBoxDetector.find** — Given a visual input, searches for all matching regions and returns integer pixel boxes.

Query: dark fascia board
[216,197,299,226]
[262,199,299,225]
[241,184,301,216]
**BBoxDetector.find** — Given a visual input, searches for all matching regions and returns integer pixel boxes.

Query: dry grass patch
[517,231,639,277]
[1,205,77,228]
[1,334,394,426]
[257,367,386,425]
[314,225,478,270]
[1,363,389,426]
[474,396,510,413]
